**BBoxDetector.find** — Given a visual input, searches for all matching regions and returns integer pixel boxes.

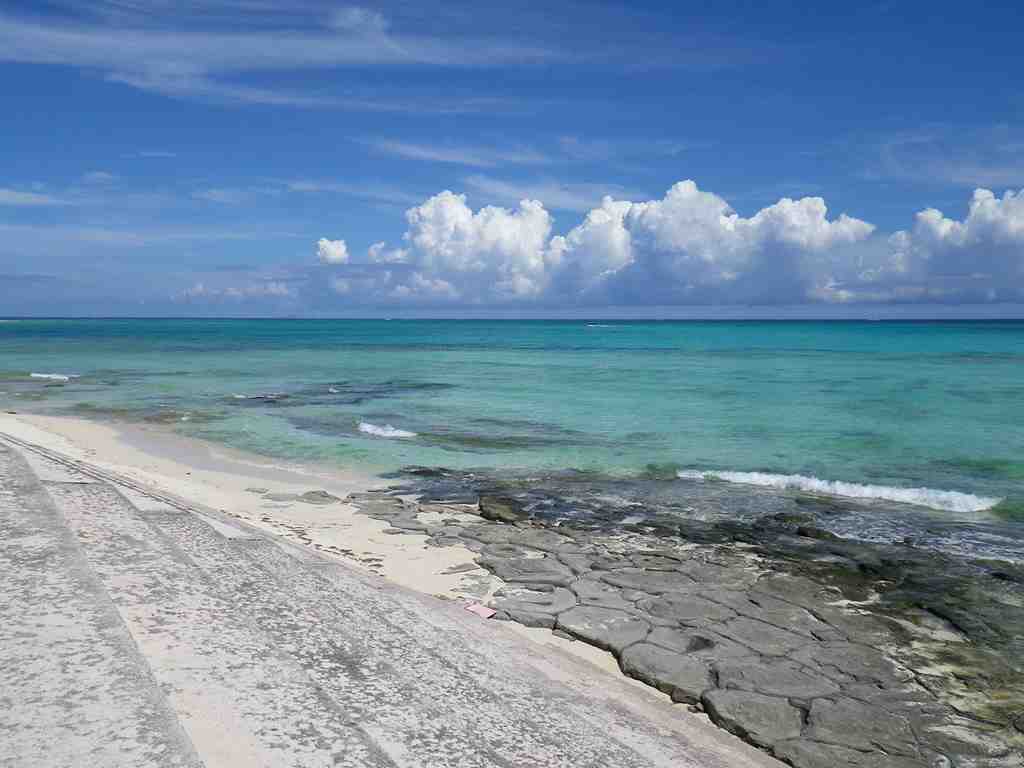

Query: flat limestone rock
[388,518,430,533]
[695,588,829,638]
[557,552,594,575]
[715,658,840,699]
[459,524,517,545]
[678,561,759,588]
[772,739,925,768]
[790,641,914,687]
[556,606,650,655]
[619,643,713,704]
[752,573,839,610]
[806,697,919,757]
[647,627,753,659]
[501,609,557,628]
[600,568,695,594]
[630,554,683,571]
[719,616,810,655]
[571,577,635,611]
[702,689,803,748]
[477,554,575,587]
[491,586,577,619]
[507,528,574,553]
[637,593,737,627]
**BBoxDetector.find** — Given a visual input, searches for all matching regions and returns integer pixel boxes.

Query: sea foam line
[676,469,1002,513]
[358,421,417,439]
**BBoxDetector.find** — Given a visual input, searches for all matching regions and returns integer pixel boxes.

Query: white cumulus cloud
[549,181,875,303]
[394,190,555,300]
[897,188,1024,278]
[309,182,1024,307]
[317,237,350,264]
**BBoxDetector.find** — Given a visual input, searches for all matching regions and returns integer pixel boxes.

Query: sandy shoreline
[0,411,630,678]
[0,412,491,598]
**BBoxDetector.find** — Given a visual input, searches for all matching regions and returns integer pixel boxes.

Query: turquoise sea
[2,319,1022,559]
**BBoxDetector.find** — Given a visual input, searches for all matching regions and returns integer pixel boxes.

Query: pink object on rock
[465,603,496,619]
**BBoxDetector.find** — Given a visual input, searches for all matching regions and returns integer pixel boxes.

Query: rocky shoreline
[348,469,1024,768]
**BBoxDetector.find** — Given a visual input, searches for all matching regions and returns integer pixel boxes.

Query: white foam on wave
[358,421,417,439]
[677,469,1002,513]
[30,372,78,382]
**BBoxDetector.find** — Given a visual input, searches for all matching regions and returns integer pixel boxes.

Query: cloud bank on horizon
[281,182,1021,308]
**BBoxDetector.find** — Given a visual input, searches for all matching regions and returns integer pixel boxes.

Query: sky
[1,0,1023,316]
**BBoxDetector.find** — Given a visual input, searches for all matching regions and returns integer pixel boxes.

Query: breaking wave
[676,469,1002,513]
[358,421,417,439]
[30,372,79,382]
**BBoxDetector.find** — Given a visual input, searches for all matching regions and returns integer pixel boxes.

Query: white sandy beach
[0,412,493,596]
[0,410,633,676]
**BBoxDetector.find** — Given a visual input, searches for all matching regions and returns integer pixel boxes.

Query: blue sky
[1,0,1022,316]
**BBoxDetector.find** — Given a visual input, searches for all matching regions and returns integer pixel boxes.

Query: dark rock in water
[298,490,341,505]
[768,512,814,526]
[402,466,452,478]
[478,494,528,523]
[796,525,840,541]
[702,689,803,748]
[619,643,713,703]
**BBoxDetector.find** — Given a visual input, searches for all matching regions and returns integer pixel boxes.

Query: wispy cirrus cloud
[192,186,282,204]
[864,126,1024,188]
[120,150,178,159]
[0,9,558,109]
[0,188,71,206]
[285,179,424,207]
[0,222,303,248]
[82,171,116,184]
[557,135,708,163]
[364,139,552,168]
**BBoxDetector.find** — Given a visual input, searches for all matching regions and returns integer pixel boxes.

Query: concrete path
[0,436,777,768]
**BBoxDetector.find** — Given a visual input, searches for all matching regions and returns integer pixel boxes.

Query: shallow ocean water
[1,318,1022,558]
